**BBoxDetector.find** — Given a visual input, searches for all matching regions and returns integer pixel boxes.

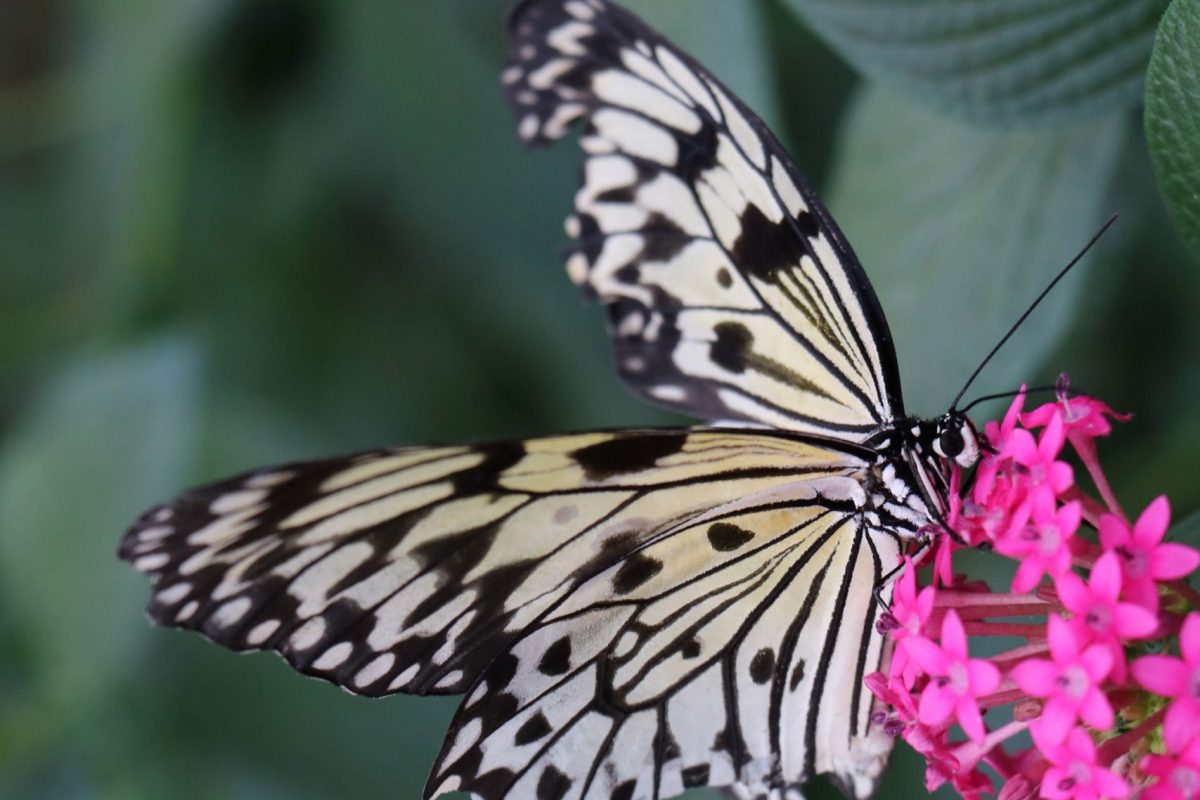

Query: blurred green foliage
[1,1,1198,799]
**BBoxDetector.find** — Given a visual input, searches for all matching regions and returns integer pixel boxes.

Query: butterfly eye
[937,427,965,459]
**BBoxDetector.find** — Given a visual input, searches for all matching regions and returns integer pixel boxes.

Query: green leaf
[827,86,1127,415]
[779,0,1166,124]
[0,338,202,719]
[1172,508,1200,549]
[1145,0,1200,257]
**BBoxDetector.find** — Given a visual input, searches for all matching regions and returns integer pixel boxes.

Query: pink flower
[1099,497,1198,611]
[1011,615,1114,746]
[1141,738,1200,800]
[1054,552,1158,682]
[908,610,1001,743]
[1132,613,1200,752]
[1039,727,1130,800]
[884,557,937,687]
[1022,387,1129,442]
[995,493,1081,593]
[974,392,1027,503]
[1004,411,1073,497]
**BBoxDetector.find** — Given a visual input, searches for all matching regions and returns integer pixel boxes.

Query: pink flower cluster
[869,381,1200,799]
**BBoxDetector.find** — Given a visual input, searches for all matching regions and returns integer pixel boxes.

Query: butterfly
[120,1,985,798]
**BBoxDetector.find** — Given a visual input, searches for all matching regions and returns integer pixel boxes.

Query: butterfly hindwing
[120,429,872,701]
[505,0,904,437]
[427,476,901,799]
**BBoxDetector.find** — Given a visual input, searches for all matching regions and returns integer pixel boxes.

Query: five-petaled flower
[1040,728,1130,800]
[1132,613,1200,752]
[1141,739,1200,800]
[1011,615,1114,747]
[1100,497,1199,612]
[1054,552,1158,682]
[908,610,1001,744]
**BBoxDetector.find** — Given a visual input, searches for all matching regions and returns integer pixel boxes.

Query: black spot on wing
[796,209,821,239]
[716,267,733,288]
[611,780,636,800]
[573,433,687,480]
[680,636,701,659]
[537,636,573,676]
[638,212,690,264]
[612,552,663,594]
[789,658,807,692]
[673,115,720,183]
[515,711,553,745]
[710,322,752,374]
[595,184,637,204]
[732,204,808,283]
[537,765,572,800]
[614,264,640,284]
[749,647,775,684]
[707,522,754,552]
[468,768,518,800]
[575,212,604,274]
[682,763,711,788]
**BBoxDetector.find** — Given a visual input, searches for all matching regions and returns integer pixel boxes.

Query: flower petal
[1131,655,1190,696]
[1183,613,1200,666]
[1011,557,1045,594]
[1038,696,1076,746]
[1010,658,1057,696]
[1113,602,1158,639]
[1079,686,1114,731]
[1080,643,1113,682]
[1164,697,1200,753]
[1091,552,1123,604]
[940,610,968,662]
[1150,543,1200,581]
[1098,514,1129,551]
[967,659,1001,694]
[1047,615,1077,664]
[1054,572,1090,614]
[955,696,987,744]
[918,683,956,727]
[905,636,947,676]
[1093,767,1130,799]
[1133,496,1170,548]
[1039,766,1072,800]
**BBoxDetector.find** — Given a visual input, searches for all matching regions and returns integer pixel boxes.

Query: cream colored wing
[506,0,905,437]
[120,429,873,699]
[427,482,902,799]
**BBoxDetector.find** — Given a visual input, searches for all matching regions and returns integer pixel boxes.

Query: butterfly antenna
[960,384,1057,414]
[950,214,1118,412]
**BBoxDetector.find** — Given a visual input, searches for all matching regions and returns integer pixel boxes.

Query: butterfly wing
[120,429,874,700]
[505,0,904,438]
[427,483,901,800]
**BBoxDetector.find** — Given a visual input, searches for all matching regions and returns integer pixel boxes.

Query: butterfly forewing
[505,0,904,437]
[120,429,872,702]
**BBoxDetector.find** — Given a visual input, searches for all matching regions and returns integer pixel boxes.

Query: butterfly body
[120,1,982,798]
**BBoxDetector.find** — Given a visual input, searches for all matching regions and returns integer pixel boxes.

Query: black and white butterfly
[120,1,985,798]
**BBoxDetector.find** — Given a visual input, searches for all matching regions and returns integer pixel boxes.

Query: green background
[2,1,1198,798]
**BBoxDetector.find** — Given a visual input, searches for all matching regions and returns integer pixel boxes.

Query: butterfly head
[931,412,980,469]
